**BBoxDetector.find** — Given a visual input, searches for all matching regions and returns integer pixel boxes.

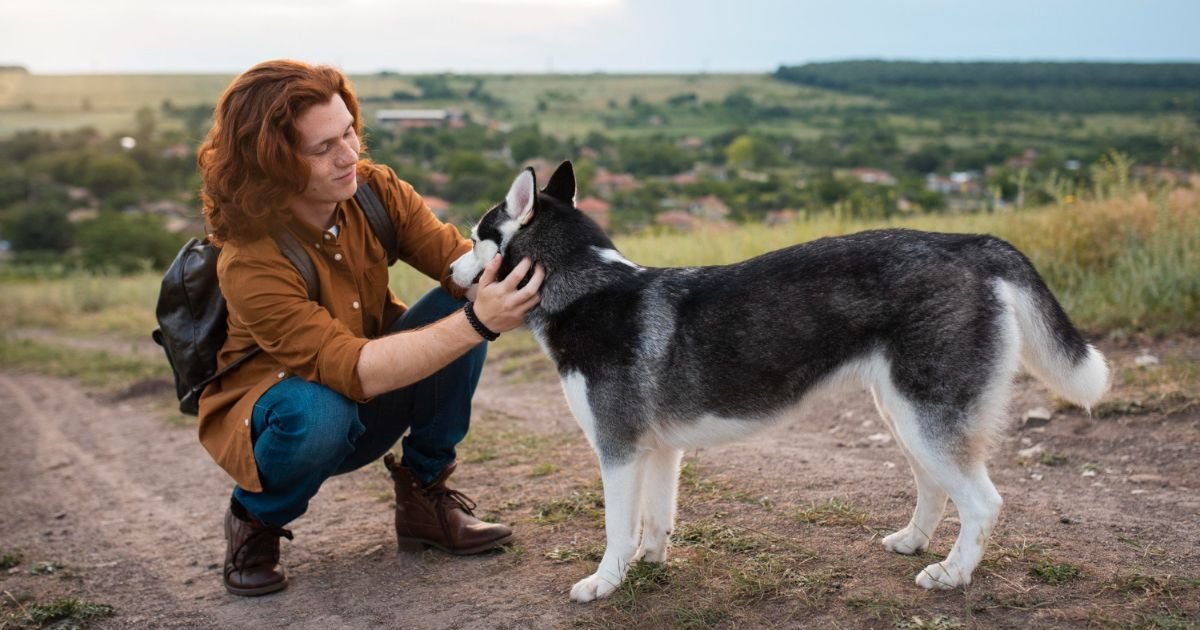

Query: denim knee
[255,378,364,471]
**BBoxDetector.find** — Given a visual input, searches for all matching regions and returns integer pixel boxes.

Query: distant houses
[375,109,463,130]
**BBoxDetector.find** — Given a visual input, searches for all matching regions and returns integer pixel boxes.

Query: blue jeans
[233,288,487,526]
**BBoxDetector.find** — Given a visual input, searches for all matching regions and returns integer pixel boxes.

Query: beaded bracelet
[463,302,500,342]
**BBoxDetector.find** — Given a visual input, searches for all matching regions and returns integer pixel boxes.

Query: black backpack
[152,182,398,415]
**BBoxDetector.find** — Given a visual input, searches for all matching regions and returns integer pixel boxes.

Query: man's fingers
[501,257,533,289]
[518,263,545,298]
[478,254,502,287]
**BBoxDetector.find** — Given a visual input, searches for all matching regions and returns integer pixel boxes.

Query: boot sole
[397,534,514,555]
[224,578,289,597]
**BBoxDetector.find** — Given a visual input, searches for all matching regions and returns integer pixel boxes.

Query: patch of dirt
[1,337,1198,628]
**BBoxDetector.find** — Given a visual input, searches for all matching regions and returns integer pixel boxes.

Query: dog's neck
[537,248,640,315]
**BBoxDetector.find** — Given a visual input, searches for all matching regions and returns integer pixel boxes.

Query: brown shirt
[197,161,471,492]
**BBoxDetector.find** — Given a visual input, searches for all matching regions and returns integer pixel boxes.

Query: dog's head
[449,160,577,288]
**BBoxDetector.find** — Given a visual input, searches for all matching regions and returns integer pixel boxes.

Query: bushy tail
[1002,279,1110,411]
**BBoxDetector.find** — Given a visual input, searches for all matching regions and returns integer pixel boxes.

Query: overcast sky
[2,0,1198,74]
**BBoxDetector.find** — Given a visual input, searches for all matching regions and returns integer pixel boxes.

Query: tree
[83,154,144,200]
[1,200,73,252]
[75,212,179,273]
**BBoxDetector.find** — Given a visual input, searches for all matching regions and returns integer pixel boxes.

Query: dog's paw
[915,561,971,590]
[570,573,620,602]
[883,526,930,555]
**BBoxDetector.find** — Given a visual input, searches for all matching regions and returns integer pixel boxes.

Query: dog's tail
[993,247,1110,411]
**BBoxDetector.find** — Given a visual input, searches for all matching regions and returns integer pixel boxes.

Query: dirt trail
[1,339,1199,628]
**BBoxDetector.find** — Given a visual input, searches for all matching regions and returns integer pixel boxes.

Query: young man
[196,59,544,596]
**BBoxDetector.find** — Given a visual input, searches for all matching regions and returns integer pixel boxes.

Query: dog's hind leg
[570,453,648,603]
[635,447,684,564]
[888,405,1002,590]
[872,389,948,555]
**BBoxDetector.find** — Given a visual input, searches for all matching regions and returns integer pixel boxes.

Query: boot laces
[231,522,294,571]
[429,487,477,516]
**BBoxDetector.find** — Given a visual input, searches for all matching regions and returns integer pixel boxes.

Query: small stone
[1135,353,1159,367]
[1082,469,1098,478]
[867,432,891,444]
[1059,516,1072,524]
[1128,474,1168,486]
[1017,443,1046,459]
[1022,407,1053,428]
[883,461,897,469]
[1030,471,1043,481]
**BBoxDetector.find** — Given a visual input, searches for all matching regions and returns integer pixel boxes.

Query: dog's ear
[505,167,537,226]
[543,160,576,204]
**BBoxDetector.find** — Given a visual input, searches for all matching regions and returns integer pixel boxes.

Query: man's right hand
[470,255,544,334]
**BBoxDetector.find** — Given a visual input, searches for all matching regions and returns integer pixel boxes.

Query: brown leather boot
[384,453,513,555]
[223,507,293,596]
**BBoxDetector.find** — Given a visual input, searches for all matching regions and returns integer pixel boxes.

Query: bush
[1,200,74,252]
[75,212,180,273]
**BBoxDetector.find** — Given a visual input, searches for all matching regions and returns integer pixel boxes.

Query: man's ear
[505,167,537,225]
[543,160,576,204]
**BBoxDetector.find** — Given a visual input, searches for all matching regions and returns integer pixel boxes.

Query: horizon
[1,0,1198,75]
[7,58,1200,78]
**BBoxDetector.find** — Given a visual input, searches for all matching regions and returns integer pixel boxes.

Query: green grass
[0,337,167,387]
[0,549,21,569]
[1,595,114,629]
[1029,561,1083,585]
[532,488,605,526]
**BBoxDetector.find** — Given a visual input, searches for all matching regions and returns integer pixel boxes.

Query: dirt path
[1,338,1198,628]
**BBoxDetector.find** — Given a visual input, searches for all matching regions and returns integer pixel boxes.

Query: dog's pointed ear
[505,167,537,226]
[543,160,576,204]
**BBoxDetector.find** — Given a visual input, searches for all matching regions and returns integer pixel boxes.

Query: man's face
[293,94,360,210]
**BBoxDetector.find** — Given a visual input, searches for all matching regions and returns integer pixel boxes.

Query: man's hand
[470,255,544,333]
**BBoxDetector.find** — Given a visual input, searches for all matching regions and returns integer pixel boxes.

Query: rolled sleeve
[219,252,370,402]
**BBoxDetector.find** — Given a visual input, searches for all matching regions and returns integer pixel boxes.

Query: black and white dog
[450,162,1109,602]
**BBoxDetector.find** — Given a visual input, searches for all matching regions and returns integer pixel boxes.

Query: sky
[1,0,1198,74]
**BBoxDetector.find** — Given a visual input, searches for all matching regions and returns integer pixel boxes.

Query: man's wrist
[463,302,500,342]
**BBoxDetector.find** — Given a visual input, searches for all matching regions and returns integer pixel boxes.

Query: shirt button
[352,301,360,310]
[315,243,321,249]
[323,233,332,241]
[277,371,286,379]
[243,418,250,426]
[334,253,343,261]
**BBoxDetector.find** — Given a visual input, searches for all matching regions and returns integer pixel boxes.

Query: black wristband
[463,302,500,342]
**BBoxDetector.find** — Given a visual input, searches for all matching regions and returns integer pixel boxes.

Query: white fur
[998,280,1110,410]
[593,246,641,270]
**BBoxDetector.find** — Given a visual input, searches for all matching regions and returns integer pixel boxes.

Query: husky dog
[450,162,1110,602]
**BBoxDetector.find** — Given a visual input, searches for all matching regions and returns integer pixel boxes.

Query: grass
[794,498,872,528]
[532,488,605,527]
[0,550,21,570]
[1,595,114,629]
[1029,561,1083,585]
[0,337,167,388]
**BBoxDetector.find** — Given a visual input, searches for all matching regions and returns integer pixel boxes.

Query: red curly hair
[199,60,365,244]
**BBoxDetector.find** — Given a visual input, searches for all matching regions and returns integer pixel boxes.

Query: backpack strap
[355,182,399,266]
[272,230,320,302]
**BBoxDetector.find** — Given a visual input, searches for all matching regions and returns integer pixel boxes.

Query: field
[3,68,1191,152]
[2,189,1199,628]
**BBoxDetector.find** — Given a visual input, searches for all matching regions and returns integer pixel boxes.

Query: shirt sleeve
[219,250,370,402]
[376,167,472,300]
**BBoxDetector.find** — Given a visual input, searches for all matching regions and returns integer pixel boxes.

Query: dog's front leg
[570,458,643,602]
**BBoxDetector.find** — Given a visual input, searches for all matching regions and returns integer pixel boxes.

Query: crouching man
[196,59,543,596]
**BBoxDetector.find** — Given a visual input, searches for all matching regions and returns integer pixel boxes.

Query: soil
[1,336,1198,629]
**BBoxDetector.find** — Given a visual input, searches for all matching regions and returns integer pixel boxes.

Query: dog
[450,161,1110,602]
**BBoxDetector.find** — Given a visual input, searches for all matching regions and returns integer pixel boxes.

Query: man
[196,59,544,596]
